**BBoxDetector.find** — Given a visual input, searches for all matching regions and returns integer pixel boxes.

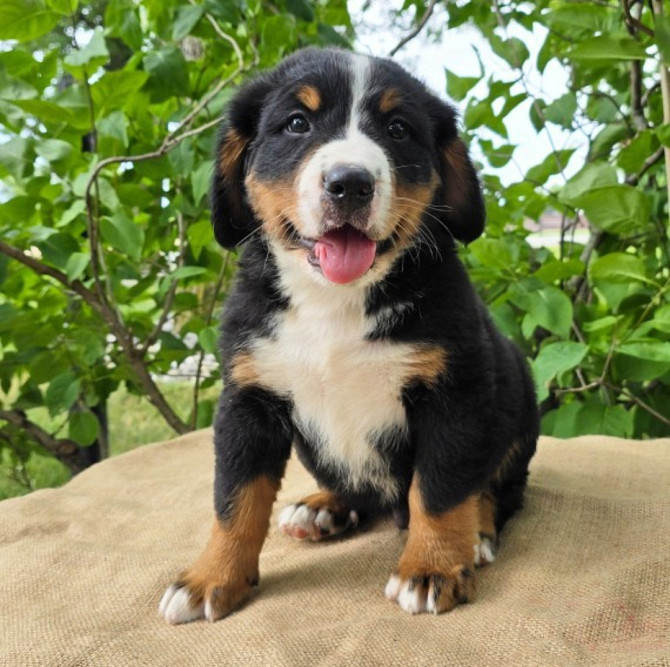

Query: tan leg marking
[160,476,279,624]
[278,489,359,541]
[385,476,478,614]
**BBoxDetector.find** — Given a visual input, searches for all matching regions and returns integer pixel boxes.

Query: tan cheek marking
[219,129,248,182]
[396,476,479,578]
[390,175,440,249]
[379,88,402,114]
[244,171,297,243]
[296,85,321,112]
[230,351,262,388]
[179,476,280,620]
[401,344,447,388]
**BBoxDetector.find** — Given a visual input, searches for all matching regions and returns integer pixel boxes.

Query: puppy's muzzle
[322,165,375,230]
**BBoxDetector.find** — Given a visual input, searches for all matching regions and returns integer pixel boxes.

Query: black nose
[323,166,375,211]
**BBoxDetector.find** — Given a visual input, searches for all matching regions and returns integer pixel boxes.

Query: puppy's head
[211,48,484,285]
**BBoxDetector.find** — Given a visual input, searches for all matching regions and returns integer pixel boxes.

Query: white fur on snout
[295,136,392,240]
[159,584,204,625]
[294,54,393,241]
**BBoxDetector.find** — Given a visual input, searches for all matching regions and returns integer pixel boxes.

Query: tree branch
[0,240,189,435]
[0,410,82,473]
[388,0,438,57]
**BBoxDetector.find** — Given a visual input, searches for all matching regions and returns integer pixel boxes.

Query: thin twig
[388,0,438,57]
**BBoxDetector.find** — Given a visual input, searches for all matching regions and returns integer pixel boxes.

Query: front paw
[159,572,254,625]
[384,564,474,614]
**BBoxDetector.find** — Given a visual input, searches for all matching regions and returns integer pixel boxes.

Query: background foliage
[0,0,668,497]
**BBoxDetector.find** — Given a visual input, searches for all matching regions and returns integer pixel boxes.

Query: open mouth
[295,224,390,284]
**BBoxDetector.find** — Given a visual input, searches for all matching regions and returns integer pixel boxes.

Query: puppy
[159,47,539,623]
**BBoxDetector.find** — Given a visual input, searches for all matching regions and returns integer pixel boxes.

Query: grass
[0,381,220,500]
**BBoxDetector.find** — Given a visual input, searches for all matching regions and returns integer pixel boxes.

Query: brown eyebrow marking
[379,88,403,113]
[296,85,321,112]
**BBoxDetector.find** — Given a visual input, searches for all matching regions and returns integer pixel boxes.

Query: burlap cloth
[1,431,668,666]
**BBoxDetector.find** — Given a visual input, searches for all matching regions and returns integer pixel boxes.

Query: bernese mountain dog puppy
[159,48,539,623]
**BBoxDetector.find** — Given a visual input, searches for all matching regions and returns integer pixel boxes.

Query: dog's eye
[388,120,408,140]
[287,114,310,134]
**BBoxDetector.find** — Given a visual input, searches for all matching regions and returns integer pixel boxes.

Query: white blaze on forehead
[294,53,393,240]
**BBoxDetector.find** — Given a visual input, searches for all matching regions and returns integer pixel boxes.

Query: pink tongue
[313,226,377,284]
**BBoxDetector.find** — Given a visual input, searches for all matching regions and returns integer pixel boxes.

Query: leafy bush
[0,0,668,496]
[434,0,670,439]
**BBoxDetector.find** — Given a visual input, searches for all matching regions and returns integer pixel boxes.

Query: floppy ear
[432,104,486,245]
[210,77,272,249]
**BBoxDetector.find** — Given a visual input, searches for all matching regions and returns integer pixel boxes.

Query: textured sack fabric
[0,431,668,667]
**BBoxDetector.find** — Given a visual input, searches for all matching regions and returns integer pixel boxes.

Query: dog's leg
[385,475,478,614]
[474,491,497,567]
[278,490,359,541]
[160,387,292,624]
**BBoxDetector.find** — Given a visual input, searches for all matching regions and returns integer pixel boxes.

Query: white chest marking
[248,259,417,500]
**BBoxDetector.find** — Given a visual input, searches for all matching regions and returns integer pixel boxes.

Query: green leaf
[568,185,651,236]
[616,342,670,363]
[445,69,479,102]
[510,284,573,338]
[559,163,618,205]
[172,266,207,280]
[617,131,658,174]
[191,160,213,205]
[490,35,529,69]
[9,99,75,125]
[69,411,100,446]
[187,218,213,259]
[589,253,655,286]
[286,0,315,22]
[532,341,589,402]
[533,259,584,283]
[198,326,219,354]
[36,232,79,269]
[45,372,80,416]
[36,138,73,162]
[526,149,575,185]
[143,48,189,102]
[543,92,577,129]
[172,5,204,41]
[469,237,513,270]
[98,111,129,147]
[64,28,109,69]
[0,0,60,42]
[65,252,90,281]
[91,70,149,112]
[105,0,143,50]
[100,213,144,261]
[566,36,647,61]
[542,401,634,438]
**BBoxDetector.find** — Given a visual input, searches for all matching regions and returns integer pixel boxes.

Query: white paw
[474,535,497,567]
[385,567,474,615]
[159,584,205,625]
[278,503,358,541]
